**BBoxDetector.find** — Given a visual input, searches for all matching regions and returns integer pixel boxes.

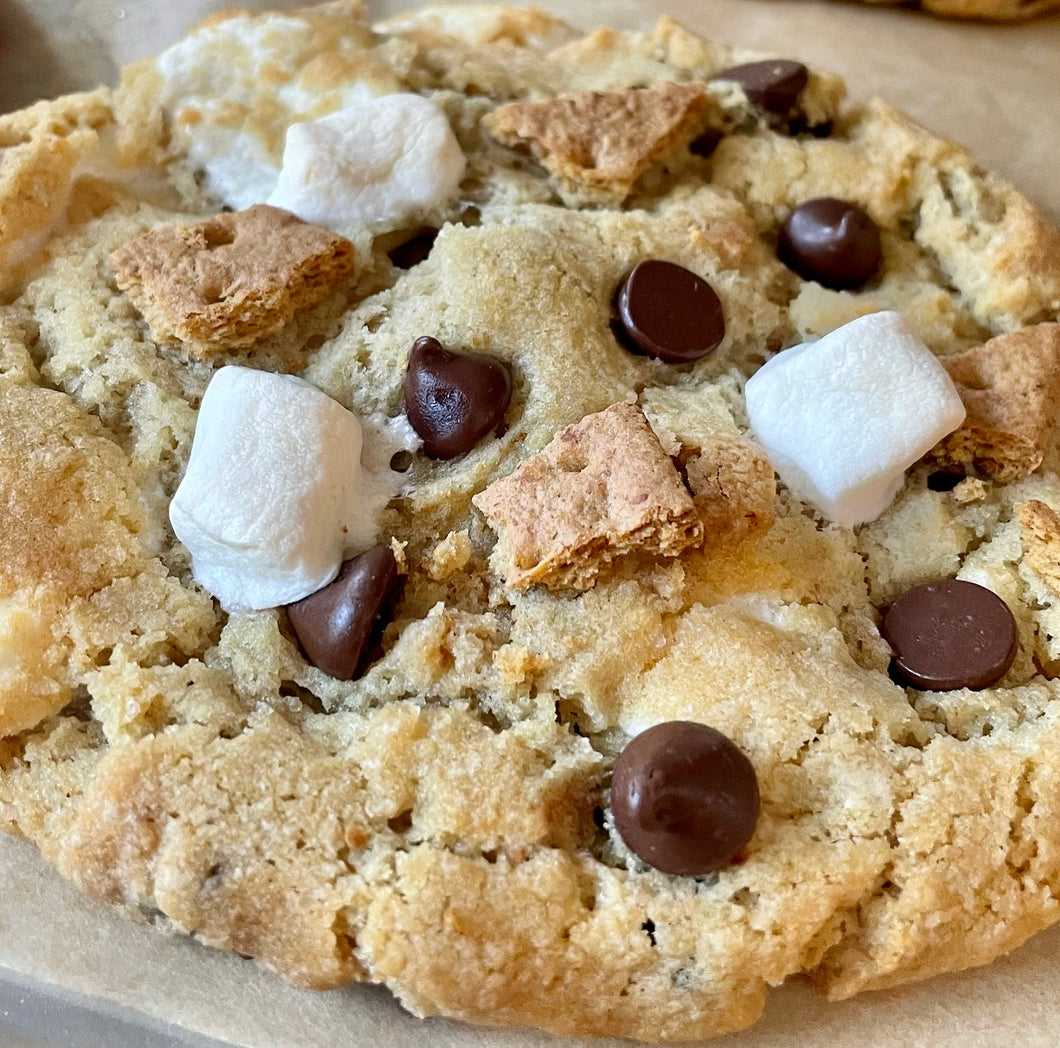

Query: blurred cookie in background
[850,0,1058,21]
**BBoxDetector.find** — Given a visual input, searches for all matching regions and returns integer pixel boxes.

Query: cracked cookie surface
[1,2,1060,1043]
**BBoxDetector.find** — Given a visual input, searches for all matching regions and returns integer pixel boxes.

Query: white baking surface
[1,0,1059,1045]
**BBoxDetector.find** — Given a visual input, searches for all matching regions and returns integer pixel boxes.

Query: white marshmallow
[744,311,966,528]
[266,94,466,230]
[170,367,405,613]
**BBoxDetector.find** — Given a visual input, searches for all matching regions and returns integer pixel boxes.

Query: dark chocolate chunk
[882,578,1018,691]
[613,260,725,364]
[612,721,759,876]
[777,198,882,290]
[710,59,808,116]
[388,228,438,269]
[286,546,401,681]
[404,336,513,459]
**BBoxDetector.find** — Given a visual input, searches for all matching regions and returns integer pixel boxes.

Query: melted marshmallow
[267,94,466,231]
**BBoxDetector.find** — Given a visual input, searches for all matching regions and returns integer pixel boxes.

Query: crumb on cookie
[1019,499,1060,595]
[684,433,776,539]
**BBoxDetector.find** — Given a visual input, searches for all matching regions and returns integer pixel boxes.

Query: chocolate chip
[388,228,438,269]
[689,127,724,158]
[777,198,882,290]
[286,546,401,681]
[613,260,725,364]
[927,467,967,492]
[710,59,808,117]
[612,721,759,876]
[404,336,513,459]
[882,579,1018,691]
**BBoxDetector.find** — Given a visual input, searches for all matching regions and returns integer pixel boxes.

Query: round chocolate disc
[613,260,725,364]
[882,578,1018,691]
[709,59,808,116]
[404,336,513,459]
[612,721,760,876]
[777,198,882,290]
[286,546,401,681]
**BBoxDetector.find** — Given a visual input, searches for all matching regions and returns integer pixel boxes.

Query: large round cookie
[1,1,1060,1041]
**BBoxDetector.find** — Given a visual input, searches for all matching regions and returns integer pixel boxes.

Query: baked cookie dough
[1,1,1060,1042]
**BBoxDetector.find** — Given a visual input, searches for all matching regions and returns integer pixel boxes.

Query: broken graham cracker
[484,81,711,205]
[933,323,1060,482]
[1018,499,1060,595]
[684,432,777,539]
[110,204,356,355]
[472,403,703,591]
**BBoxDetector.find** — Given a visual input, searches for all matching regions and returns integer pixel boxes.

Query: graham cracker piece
[485,80,710,204]
[684,432,776,540]
[110,204,356,356]
[472,403,703,591]
[1018,499,1060,595]
[933,323,1060,482]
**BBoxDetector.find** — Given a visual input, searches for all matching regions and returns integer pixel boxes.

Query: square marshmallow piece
[171,366,373,613]
[744,311,966,527]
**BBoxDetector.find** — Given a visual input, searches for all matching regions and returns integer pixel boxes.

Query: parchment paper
[0,1,1059,1045]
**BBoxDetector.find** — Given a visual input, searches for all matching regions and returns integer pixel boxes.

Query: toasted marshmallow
[170,367,408,613]
[374,6,577,49]
[745,311,966,527]
[266,94,466,231]
[155,9,401,210]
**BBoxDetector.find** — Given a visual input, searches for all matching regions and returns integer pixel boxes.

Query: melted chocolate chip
[388,228,438,269]
[404,336,513,459]
[882,579,1018,691]
[613,260,725,364]
[286,546,401,681]
[777,198,882,290]
[710,59,808,116]
[612,721,759,876]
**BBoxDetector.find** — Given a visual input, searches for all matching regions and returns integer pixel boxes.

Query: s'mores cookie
[0,2,1059,1042]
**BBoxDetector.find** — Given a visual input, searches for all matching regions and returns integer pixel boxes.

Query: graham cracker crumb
[934,323,1060,482]
[472,403,703,591]
[485,81,710,204]
[684,433,776,539]
[1018,499,1060,595]
[110,204,356,356]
